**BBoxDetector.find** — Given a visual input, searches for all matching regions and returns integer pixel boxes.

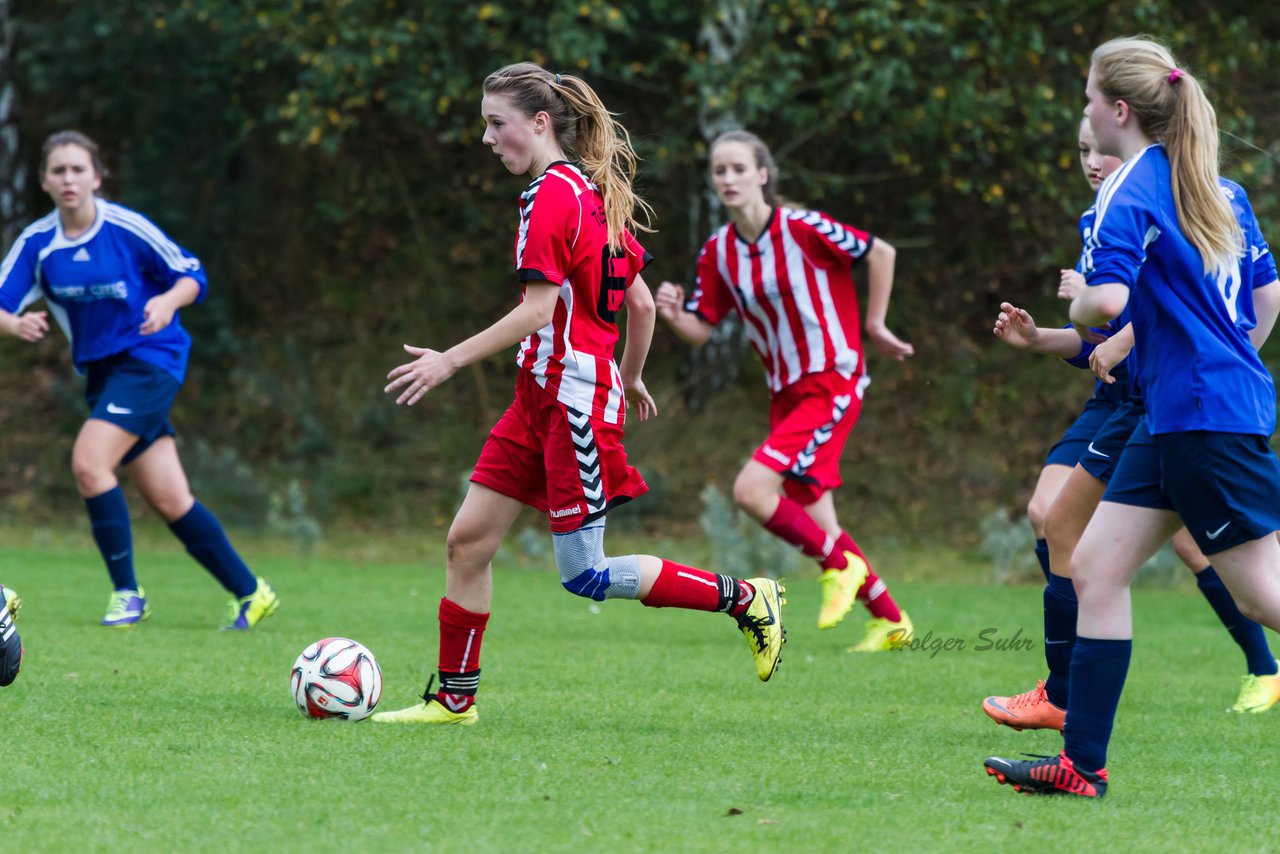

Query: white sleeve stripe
[0,215,58,288]
[103,205,201,273]
[1083,149,1148,273]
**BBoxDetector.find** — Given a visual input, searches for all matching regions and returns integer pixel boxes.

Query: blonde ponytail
[483,63,653,252]
[1092,37,1241,274]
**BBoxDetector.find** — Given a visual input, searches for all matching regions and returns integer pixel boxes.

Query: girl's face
[1077,120,1124,190]
[1083,65,1124,158]
[710,141,767,210]
[40,144,101,214]
[481,92,551,176]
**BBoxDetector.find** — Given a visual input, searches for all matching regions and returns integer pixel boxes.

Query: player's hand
[11,310,49,342]
[1089,334,1131,384]
[866,322,914,360]
[654,281,685,324]
[140,294,177,335]
[623,376,657,421]
[1058,269,1086,301]
[992,302,1039,350]
[385,345,458,405]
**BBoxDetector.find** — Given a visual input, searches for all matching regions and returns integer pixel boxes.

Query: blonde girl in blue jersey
[0,131,279,630]
[985,37,1280,798]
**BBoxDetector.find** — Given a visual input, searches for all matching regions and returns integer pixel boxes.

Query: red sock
[821,530,866,571]
[642,560,754,616]
[857,570,902,622]
[763,498,846,568]
[436,597,489,712]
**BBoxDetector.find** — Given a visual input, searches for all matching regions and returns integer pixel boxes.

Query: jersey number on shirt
[596,246,628,324]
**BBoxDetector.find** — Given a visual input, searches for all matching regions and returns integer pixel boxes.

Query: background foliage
[5,1,1280,542]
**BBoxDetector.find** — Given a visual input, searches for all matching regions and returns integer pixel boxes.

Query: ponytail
[1091,37,1241,273]
[483,63,653,251]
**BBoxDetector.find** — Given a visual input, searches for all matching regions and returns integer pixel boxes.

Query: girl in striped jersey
[0,131,278,630]
[657,131,914,650]
[986,37,1280,798]
[374,64,786,726]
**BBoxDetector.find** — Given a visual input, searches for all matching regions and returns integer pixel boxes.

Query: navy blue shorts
[1157,431,1280,555]
[1044,397,1117,468]
[1078,398,1143,484]
[84,354,180,465]
[1101,418,1171,511]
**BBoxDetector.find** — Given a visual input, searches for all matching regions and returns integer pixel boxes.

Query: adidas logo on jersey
[72,247,91,262]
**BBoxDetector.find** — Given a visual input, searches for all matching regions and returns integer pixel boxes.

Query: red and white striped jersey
[512,161,652,424]
[686,207,873,394]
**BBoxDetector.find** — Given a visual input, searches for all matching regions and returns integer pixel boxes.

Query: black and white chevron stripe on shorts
[567,410,607,516]
[790,393,853,479]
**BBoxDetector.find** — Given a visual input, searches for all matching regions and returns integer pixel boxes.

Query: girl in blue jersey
[983,123,1279,733]
[0,131,279,630]
[985,37,1280,798]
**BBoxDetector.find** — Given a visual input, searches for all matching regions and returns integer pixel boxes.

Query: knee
[1026,497,1048,538]
[71,453,113,496]
[445,523,496,574]
[145,490,194,523]
[732,472,771,519]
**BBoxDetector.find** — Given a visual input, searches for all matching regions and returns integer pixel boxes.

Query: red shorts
[471,372,648,532]
[752,370,867,505]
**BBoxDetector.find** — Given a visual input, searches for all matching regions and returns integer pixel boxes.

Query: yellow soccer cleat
[222,578,280,630]
[1230,673,1280,713]
[737,577,786,681]
[371,697,478,725]
[817,553,869,630]
[848,611,914,653]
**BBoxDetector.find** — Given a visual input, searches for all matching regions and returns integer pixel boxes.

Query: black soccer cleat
[984,751,1107,798]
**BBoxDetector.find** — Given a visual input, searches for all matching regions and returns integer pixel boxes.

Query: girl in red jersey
[656,131,914,651]
[373,64,786,725]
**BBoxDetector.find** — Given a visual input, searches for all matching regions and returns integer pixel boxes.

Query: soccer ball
[290,637,383,721]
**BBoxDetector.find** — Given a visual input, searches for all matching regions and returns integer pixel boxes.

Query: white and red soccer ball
[290,637,382,721]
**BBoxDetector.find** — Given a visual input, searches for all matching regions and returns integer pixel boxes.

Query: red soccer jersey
[686,207,873,394]
[512,161,652,424]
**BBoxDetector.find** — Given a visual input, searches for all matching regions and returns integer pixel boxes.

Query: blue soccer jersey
[1083,144,1277,435]
[1061,206,1136,401]
[0,200,208,382]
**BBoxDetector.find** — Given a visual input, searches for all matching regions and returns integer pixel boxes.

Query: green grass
[2,530,1279,852]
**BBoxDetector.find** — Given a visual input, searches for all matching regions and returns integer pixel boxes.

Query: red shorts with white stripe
[471,371,649,532]
[752,370,867,505]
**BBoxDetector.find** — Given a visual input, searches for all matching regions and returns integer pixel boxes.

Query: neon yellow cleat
[1230,673,1280,713]
[371,697,478,725]
[817,554,869,630]
[222,578,280,630]
[737,577,786,681]
[848,611,914,653]
[2,586,20,621]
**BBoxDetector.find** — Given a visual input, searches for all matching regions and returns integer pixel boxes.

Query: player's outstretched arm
[654,281,713,346]
[385,281,560,406]
[862,238,913,360]
[620,274,657,421]
[993,301,1085,358]
[0,308,49,342]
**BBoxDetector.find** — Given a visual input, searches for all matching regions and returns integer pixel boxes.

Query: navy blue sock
[1196,566,1278,676]
[169,502,257,598]
[1034,538,1051,582]
[1042,572,1077,709]
[1063,636,1131,773]
[85,486,137,591]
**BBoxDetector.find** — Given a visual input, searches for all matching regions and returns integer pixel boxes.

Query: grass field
[2,527,1279,852]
